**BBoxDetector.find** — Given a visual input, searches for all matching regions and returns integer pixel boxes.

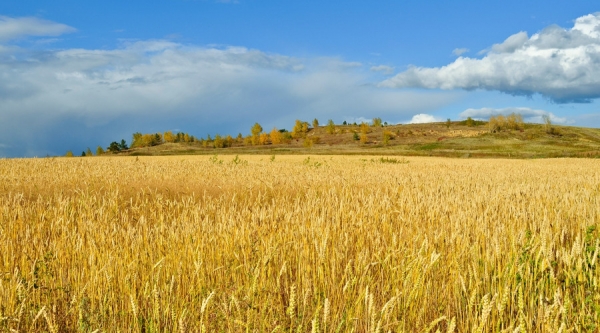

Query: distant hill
[115,121,600,159]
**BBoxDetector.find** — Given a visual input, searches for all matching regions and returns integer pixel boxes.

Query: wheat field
[0,155,599,332]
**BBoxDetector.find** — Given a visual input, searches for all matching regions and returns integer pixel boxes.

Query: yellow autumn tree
[360,122,371,134]
[259,133,270,145]
[326,119,336,134]
[489,113,523,132]
[225,135,234,147]
[213,134,224,148]
[292,120,309,138]
[251,123,263,145]
[360,132,368,144]
[164,131,176,143]
[506,113,524,130]
[270,127,283,144]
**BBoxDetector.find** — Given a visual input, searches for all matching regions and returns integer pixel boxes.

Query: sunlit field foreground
[1,156,599,332]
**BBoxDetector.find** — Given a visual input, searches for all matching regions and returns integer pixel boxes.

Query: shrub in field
[382,131,394,145]
[360,132,368,144]
[360,122,371,134]
[489,113,524,132]
[326,119,336,134]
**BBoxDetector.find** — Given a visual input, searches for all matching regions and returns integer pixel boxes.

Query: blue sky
[1,1,600,157]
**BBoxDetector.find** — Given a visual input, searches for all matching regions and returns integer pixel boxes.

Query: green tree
[86,147,93,157]
[466,117,475,127]
[446,118,452,128]
[312,118,319,128]
[96,146,105,155]
[108,142,121,153]
[119,139,128,150]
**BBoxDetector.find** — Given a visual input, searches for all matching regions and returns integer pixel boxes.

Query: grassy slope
[124,122,600,158]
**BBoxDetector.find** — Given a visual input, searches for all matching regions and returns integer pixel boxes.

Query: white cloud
[381,13,600,103]
[0,16,75,41]
[490,31,528,53]
[344,117,373,124]
[406,114,443,124]
[452,48,469,56]
[0,37,459,156]
[370,65,394,74]
[459,107,568,124]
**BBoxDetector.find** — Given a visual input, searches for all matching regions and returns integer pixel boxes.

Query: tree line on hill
[64,113,548,156]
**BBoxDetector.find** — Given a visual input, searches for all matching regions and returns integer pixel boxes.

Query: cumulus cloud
[459,107,568,124]
[0,16,75,41]
[406,114,443,124]
[0,36,459,157]
[343,117,370,124]
[381,13,600,103]
[370,65,394,74]
[490,31,528,53]
[452,48,469,56]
